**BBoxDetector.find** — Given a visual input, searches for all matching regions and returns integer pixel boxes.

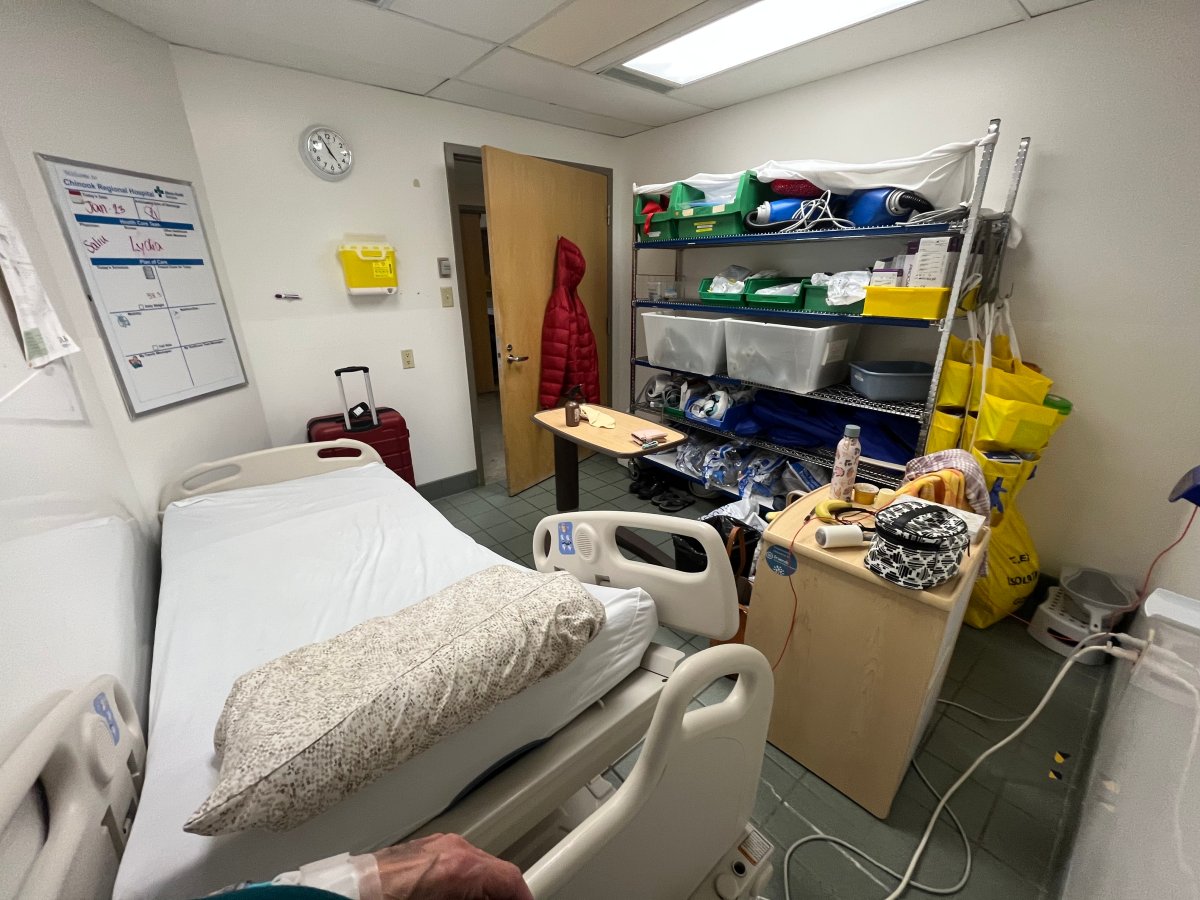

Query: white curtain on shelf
[635,133,994,211]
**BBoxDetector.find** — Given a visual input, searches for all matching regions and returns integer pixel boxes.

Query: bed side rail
[532,511,739,640]
[0,676,145,900]
[524,644,773,900]
[158,439,383,514]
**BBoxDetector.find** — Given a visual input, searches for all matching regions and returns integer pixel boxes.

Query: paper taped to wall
[0,194,79,367]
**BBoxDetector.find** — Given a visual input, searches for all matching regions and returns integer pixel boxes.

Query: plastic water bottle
[830,424,861,501]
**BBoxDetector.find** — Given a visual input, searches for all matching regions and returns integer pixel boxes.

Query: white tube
[815,524,865,548]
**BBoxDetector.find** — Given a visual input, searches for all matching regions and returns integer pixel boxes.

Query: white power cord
[781,760,971,899]
[935,699,1026,722]
[774,632,1131,900]
[775,191,855,233]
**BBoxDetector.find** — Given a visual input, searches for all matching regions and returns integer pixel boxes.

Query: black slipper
[652,490,694,512]
[628,475,655,495]
[637,477,667,500]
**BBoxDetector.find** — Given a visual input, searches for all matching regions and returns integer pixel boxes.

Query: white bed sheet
[114,464,656,900]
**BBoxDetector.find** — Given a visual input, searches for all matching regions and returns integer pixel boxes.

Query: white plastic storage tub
[641,312,730,376]
[725,320,859,393]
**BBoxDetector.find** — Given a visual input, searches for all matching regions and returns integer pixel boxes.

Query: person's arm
[227,833,533,900]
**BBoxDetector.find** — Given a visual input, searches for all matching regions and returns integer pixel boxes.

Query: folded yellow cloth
[579,405,615,429]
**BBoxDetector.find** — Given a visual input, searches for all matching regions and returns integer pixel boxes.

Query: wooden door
[459,210,495,393]
[482,146,609,494]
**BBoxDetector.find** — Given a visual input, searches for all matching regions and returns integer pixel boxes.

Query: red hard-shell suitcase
[306,366,416,486]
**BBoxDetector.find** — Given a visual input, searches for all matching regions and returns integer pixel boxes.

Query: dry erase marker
[275,292,302,300]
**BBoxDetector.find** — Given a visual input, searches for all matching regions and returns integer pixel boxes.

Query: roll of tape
[815,523,866,548]
[853,483,879,505]
[876,488,898,506]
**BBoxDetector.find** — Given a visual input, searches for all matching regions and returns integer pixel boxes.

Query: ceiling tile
[386,0,568,43]
[670,0,1022,109]
[580,0,748,73]
[459,49,710,126]
[511,0,706,67]
[90,0,492,91]
[430,81,648,137]
[1019,0,1093,14]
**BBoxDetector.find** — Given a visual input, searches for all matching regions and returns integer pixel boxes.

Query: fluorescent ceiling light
[622,0,924,86]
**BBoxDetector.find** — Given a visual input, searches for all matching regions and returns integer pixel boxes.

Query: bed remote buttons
[558,521,576,555]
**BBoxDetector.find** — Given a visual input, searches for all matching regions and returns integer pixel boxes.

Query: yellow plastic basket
[863,286,950,320]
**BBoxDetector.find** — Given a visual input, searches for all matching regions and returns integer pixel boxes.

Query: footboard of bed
[158,439,383,513]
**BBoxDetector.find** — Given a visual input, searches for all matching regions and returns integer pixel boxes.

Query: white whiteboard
[39,156,246,416]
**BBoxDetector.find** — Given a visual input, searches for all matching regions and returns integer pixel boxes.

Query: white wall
[624,0,1200,581]
[0,0,269,519]
[171,47,632,484]
[0,132,156,743]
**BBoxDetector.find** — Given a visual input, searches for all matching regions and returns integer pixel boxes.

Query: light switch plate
[438,257,452,278]
[401,349,415,369]
[440,287,454,307]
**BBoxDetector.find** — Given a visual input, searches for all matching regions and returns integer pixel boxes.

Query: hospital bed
[1,440,775,899]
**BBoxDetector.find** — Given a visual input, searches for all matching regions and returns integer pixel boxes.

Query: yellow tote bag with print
[965,505,1039,629]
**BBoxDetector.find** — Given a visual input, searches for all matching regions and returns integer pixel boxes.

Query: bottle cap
[844,424,861,438]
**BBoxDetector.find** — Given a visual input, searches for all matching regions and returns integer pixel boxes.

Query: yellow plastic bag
[964,504,1039,629]
[968,361,1052,412]
[926,408,964,453]
[971,448,1039,509]
[973,394,1063,453]
[935,359,972,408]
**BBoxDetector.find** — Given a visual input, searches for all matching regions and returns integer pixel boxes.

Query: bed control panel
[557,521,576,555]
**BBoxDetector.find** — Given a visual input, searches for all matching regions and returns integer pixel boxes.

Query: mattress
[114,463,657,900]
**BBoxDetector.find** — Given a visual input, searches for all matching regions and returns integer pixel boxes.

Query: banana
[812,498,855,523]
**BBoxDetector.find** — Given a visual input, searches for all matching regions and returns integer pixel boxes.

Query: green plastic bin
[802,278,864,316]
[698,276,746,306]
[673,172,773,240]
[634,183,689,243]
[743,277,805,310]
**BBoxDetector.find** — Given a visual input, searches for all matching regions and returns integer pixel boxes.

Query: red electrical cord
[1137,506,1198,600]
[771,515,817,672]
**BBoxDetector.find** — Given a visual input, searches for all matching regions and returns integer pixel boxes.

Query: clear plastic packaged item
[811,270,871,306]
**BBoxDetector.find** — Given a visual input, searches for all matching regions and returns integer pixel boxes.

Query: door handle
[505,344,529,363]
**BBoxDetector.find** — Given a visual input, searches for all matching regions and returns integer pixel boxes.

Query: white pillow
[185,565,605,835]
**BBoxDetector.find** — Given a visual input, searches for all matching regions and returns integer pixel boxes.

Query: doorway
[445,144,613,495]
[455,199,506,484]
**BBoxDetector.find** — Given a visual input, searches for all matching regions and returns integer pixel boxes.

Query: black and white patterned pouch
[864,501,971,590]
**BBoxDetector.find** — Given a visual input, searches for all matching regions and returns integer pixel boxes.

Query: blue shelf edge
[632,221,958,250]
[633,299,935,329]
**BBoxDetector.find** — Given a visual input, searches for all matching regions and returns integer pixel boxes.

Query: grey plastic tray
[849,360,934,402]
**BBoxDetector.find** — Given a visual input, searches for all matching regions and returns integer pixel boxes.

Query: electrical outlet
[401,349,415,369]
[440,286,454,307]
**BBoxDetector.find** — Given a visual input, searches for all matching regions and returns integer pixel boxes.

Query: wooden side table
[744,486,989,818]
[532,405,685,512]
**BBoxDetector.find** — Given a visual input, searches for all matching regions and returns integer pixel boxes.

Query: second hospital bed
[107,440,761,899]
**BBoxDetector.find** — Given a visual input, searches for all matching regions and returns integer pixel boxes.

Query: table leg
[615,527,673,568]
[553,435,579,512]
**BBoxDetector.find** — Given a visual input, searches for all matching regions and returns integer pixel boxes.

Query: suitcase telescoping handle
[334,366,379,431]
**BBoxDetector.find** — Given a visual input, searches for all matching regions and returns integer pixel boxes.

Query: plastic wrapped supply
[811,270,871,306]
[751,282,804,297]
[702,443,749,491]
[737,451,787,498]
[708,265,779,295]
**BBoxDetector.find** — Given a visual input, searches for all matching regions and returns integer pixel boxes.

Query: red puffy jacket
[538,237,601,409]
